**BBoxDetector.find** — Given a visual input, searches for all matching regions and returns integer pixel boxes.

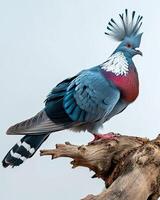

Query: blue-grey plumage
[2,9,143,168]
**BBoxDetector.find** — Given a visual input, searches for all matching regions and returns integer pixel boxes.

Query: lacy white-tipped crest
[105,9,143,41]
[102,52,129,76]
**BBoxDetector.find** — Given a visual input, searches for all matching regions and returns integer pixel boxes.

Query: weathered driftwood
[40,134,160,200]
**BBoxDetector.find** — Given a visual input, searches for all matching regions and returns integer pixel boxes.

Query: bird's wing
[63,70,120,122]
[7,76,78,135]
[6,70,120,135]
[6,110,69,135]
[45,76,77,103]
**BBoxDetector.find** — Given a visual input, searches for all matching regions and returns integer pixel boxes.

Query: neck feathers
[101,52,130,76]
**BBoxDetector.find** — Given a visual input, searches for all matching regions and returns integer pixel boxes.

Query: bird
[2,9,143,168]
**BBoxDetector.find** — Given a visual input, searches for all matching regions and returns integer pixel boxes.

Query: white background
[1,0,160,199]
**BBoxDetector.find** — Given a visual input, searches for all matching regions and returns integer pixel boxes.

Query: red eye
[126,43,132,48]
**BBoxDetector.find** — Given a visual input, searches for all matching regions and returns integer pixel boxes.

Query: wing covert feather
[64,70,120,122]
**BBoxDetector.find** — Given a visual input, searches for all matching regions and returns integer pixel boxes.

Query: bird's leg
[89,132,120,144]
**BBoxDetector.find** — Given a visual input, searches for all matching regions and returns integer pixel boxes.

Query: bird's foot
[89,132,120,145]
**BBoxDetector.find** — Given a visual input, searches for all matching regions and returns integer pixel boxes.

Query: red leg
[90,132,120,143]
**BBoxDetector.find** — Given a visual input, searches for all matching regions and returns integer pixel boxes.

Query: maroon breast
[102,68,139,102]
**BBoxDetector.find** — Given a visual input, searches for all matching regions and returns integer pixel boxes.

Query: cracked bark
[40,134,160,200]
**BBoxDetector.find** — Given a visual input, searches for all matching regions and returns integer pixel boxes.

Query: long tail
[2,110,70,168]
[2,134,50,168]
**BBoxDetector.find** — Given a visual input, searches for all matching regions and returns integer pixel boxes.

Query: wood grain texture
[40,134,160,200]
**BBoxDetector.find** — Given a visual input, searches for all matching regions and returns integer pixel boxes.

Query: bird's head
[105,10,143,59]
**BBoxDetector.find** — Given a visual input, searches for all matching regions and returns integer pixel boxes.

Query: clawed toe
[89,132,120,145]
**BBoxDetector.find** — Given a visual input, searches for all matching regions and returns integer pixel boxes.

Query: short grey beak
[135,49,143,56]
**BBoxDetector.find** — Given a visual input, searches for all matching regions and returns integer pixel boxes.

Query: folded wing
[64,70,120,122]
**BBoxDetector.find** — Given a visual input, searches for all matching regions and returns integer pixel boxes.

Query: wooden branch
[40,134,160,200]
